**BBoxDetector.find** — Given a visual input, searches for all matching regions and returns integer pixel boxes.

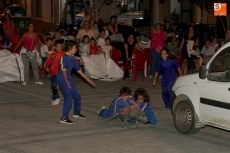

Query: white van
[171,42,230,134]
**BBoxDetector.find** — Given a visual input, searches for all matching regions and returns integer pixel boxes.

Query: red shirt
[22,32,37,51]
[90,45,99,55]
[44,51,65,76]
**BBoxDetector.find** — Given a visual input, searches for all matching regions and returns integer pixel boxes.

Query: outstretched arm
[78,70,95,87]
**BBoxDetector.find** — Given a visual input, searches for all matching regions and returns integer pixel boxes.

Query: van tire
[173,101,199,135]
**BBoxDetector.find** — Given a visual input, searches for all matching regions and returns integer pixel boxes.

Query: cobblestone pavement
[0,76,230,153]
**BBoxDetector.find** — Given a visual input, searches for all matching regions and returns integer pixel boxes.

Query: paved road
[0,77,230,153]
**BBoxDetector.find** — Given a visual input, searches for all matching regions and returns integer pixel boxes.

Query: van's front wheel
[173,101,199,135]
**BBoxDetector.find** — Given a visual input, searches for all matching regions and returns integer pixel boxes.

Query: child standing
[153,48,182,110]
[89,37,99,55]
[44,40,65,105]
[57,40,95,124]
[100,38,112,57]
[98,86,134,118]
[41,37,53,67]
[134,88,157,125]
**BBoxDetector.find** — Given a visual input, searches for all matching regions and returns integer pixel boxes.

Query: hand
[66,81,72,89]
[88,79,95,87]
[153,80,156,87]
[45,67,50,72]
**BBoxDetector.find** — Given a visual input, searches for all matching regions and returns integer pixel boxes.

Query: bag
[155,45,163,53]
[26,51,35,59]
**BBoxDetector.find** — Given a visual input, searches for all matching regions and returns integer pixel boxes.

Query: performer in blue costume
[134,88,157,125]
[98,86,134,118]
[57,40,95,124]
[153,48,182,110]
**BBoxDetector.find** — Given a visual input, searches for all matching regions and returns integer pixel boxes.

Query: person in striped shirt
[44,40,65,105]
[98,86,134,118]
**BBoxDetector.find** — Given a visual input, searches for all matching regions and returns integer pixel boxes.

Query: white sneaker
[22,82,26,86]
[98,106,106,114]
[51,98,60,105]
[35,81,44,85]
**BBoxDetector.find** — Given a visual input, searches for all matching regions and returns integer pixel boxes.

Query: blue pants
[98,99,116,118]
[58,80,81,117]
[162,78,175,107]
[50,75,60,101]
[150,49,161,75]
[145,106,157,125]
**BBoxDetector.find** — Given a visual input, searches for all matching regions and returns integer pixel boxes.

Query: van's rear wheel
[173,101,199,135]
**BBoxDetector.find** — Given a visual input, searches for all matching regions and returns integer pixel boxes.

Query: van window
[207,47,230,82]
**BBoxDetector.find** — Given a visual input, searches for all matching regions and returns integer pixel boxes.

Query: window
[207,47,230,82]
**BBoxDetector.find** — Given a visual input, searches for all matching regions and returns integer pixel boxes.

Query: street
[0,76,230,153]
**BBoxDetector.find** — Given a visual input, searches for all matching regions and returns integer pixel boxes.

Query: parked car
[171,42,230,135]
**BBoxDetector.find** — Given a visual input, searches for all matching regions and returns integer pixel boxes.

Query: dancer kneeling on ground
[57,40,95,124]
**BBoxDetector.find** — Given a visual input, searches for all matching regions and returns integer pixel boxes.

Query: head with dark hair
[119,86,131,96]
[82,35,89,43]
[110,15,117,25]
[65,40,77,52]
[3,13,12,21]
[45,37,53,48]
[160,48,169,60]
[54,39,63,52]
[90,37,96,45]
[105,37,111,45]
[27,22,35,32]
[188,26,195,34]
[134,88,150,103]
[46,37,53,42]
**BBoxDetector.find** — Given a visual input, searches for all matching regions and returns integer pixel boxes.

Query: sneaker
[60,117,74,124]
[149,75,153,78]
[35,81,44,85]
[98,106,106,114]
[22,82,26,86]
[163,106,171,110]
[125,77,131,79]
[73,113,85,119]
[51,98,60,106]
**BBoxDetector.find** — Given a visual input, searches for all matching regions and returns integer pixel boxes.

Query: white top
[101,44,112,57]
[97,38,105,47]
[201,46,215,56]
[40,44,49,57]
[105,30,109,38]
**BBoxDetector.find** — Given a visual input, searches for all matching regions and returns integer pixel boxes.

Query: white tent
[81,54,123,81]
[0,49,24,83]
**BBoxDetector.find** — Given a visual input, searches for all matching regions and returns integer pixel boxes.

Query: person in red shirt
[89,37,99,55]
[44,40,65,105]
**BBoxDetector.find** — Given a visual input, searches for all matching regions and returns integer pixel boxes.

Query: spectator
[13,22,43,85]
[3,13,15,45]
[97,30,106,47]
[135,35,144,52]
[52,31,62,44]
[149,23,165,78]
[163,21,174,43]
[100,37,112,57]
[167,39,180,59]
[179,26,200,74]
[40,37,53,66]
[89,37,99,55]
[89,18,95,28]
[58,18,68,33]
[78,35,90,56]
[102,23,109,38]
[76,20,95,43]
[211,37,219,52]
[201,40,215,65]
[91,22,99,39]
[123,33,136,79]
[107,15,124,42]
[220,40,225,48]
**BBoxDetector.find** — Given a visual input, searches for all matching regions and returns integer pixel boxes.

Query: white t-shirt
[40,44,49,57]
[201,46,215,56]
[101,44,112,57]
[97,38,105,47]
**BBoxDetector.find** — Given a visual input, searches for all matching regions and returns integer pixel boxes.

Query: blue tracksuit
[135,101,157,125]
[156,58,179,108]
[57,53,81,117]
[98,96,134,118]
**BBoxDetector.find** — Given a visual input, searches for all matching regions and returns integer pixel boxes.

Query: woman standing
[149,23,165,78]
[107,15,124,42]
[3,13,15,45]
[179,26,200,75]
[14,22,43,85]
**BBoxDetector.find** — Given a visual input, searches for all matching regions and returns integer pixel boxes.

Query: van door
[199,46,230,128]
